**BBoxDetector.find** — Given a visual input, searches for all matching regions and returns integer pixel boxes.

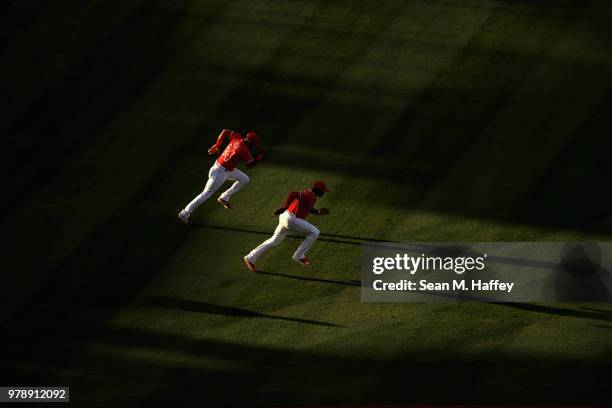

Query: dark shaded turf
[1,0,612,407]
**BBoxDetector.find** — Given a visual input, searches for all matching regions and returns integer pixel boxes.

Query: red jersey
[216,131,254,171]
[285,189,317,219]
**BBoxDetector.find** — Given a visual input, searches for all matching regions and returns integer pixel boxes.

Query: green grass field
[2,0,612,406]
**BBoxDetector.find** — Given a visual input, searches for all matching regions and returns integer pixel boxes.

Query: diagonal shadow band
[581,307,612,314]
[192,223,588,274]
[194,223,388,245]
[257,270,361,287]
[145,295,341,328]
[492,302,612,323]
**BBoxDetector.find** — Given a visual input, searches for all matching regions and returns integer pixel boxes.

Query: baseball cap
[312,180,331,192]
[245,132,259,147]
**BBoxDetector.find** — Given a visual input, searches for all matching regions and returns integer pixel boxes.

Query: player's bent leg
[288,218,320,263]
[218,169,249,203]
[182,164,227,217]
[292,229,319,263]
[246,222,289,264]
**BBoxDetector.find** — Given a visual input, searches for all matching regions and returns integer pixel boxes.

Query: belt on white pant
[212,161,228,172]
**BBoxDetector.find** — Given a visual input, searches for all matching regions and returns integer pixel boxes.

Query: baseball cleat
[218,197,233,210]
[244,256,257,272]
[294,257,312,267]
[178,211,191,224]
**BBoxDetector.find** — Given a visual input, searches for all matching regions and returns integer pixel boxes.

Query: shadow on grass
[196,223,388,245]
[145,295,341,328]
[4,324,612,406]
[1,0,204,216]
[493,302,612,322]
[257,270,361,287]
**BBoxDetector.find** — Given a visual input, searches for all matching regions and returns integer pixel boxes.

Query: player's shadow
[196,223,388,245]
[145,295,341,327]
[257,270,361,287]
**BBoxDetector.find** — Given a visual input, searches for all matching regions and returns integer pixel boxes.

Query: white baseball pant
[182,161,249,216]
[247,211,320,262]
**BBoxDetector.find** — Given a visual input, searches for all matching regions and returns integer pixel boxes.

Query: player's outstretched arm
[208,129,232,155]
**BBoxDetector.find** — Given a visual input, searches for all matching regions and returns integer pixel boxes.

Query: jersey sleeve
[214,129,231,149]
[284,192,299,207]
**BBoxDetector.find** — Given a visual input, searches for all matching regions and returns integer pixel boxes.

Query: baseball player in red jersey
[178,129,263,224]
[244,181,331,271]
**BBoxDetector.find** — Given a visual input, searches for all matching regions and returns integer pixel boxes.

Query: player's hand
[318,208,330,215]
[273,207,286,216]
[208,145,219,155]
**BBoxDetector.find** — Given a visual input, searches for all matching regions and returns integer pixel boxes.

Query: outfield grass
[2,0,612,406]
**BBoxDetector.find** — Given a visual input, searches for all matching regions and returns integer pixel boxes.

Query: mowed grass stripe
[366,0,597,240]
[221,1,499,249]
[417,1,612,228]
